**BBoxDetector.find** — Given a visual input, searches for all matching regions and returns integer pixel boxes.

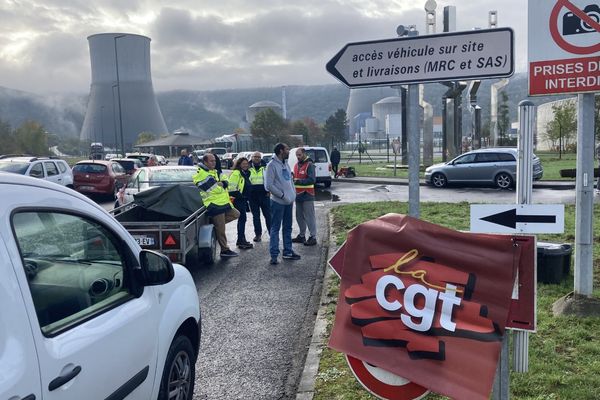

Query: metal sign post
[514,100,536,374]
[575,93,595,296]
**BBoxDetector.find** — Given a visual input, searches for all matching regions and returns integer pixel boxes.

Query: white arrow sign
[470,204,565,234]
[326,28,514,88]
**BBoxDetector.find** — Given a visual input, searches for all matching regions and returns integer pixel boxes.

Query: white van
[0,172,201,399]
[288,146,332,188]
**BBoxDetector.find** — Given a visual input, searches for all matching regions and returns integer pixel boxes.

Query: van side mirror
[138,250,174,286]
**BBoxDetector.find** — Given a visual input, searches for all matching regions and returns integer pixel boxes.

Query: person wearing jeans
[265,143,300,265]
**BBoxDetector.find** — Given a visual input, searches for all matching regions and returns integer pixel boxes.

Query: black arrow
[480,208,556,229]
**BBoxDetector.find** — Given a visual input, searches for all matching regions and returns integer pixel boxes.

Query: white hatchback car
[117,165,198,206]
[0,172,201,400]
[288,146,332,188]
[0,156,74,187]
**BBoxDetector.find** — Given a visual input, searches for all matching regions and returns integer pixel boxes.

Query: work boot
[220,249,239,258]
[282,251,301,260]
[304,236,317,246]
[291,235,305,244]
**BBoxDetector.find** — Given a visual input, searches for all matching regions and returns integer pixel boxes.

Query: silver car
[425,148,543,189]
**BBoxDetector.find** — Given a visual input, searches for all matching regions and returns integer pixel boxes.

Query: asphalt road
[188,207,329,400]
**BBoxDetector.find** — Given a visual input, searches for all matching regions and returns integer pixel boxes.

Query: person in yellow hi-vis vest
[193,153,240,258]
[228,157,253,249]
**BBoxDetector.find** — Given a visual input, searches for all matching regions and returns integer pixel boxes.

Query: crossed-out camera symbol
[562,4,600,35]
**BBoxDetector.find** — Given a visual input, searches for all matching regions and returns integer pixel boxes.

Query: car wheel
[431,173,447,188]
[158,335,195,400]
[495,172,513,189]
[324,180,332,188]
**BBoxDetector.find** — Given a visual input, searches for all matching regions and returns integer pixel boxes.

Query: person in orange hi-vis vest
[292,148,317,246]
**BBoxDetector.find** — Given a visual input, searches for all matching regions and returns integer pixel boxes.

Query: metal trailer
[110,202,217,266]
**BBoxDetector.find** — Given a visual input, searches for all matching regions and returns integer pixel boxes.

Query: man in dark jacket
[248,152,271,242]
[178,149,193,165]
[331,146,341,178]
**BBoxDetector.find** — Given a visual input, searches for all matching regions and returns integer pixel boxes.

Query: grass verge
[314,201,600,400]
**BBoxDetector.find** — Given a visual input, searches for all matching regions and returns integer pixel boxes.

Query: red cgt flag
[329,214,521,400]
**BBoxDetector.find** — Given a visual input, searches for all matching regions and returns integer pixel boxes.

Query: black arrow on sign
[480,208,556,229]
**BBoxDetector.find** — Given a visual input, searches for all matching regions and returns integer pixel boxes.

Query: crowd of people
[192,143,318,264]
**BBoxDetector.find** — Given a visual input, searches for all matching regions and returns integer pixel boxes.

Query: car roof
[75,160,113,165]
[139,165,197,172]
[467,147,517,154]
[0,156,63,162]
[0,171,105,210]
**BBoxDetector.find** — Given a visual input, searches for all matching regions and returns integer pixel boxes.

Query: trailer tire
[201,227,217,265]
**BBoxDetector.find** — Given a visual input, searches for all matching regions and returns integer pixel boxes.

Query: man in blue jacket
[264,143,300,265]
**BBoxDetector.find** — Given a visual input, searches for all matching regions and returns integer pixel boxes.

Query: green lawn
[341,151,578,181]
[314,202,600,400]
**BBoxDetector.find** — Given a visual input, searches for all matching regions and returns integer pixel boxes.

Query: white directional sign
[528,0,600,96]
[326,28,514,88]
[470,204,565,234]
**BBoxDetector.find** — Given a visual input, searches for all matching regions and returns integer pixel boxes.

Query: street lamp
[114,34,126,156]
[111,84,119,155]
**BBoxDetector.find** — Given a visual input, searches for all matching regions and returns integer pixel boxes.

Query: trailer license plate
[134,235,155,246]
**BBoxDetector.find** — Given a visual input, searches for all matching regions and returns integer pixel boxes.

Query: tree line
[0,118,91,157]
[250,108,347,150]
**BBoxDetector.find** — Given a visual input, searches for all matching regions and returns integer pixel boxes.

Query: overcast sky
[0,0,528,94]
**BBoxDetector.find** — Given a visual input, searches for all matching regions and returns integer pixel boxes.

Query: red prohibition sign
[346,355,430,400]
[549,0,600,54]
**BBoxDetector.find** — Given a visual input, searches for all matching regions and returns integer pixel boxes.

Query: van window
[306,149,328,163]
[498,153,516,162]
[12,211,132,336]
[29,163,44,178]
[57,161,68,173]
[44,161,59,176]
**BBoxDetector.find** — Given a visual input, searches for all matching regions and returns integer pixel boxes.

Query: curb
[296,217,337,400]
[334,177,576,190]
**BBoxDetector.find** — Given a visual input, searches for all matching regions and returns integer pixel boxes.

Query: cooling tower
[346,87,397,138]
[246,101,282,125]
[80,33,167,152]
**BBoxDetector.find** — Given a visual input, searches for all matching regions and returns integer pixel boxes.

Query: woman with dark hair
[228,157,253,249]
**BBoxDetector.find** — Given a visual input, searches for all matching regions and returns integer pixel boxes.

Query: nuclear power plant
[80,33,167,153]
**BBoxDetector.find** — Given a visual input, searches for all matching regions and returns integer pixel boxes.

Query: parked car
[117,165,198,206]
[221,152,238,169]
[192,149,205,162]
[156,155,168,165]
[125,152,154,166]
[424,147,544,189]
[262,153,273,164]
[111,158,144,175]
[72,160,128,198]
[0,156,73,187]
[234,151,256,165]
[0,172,200,400]
[204,147,227,156]
[288,146,332,188]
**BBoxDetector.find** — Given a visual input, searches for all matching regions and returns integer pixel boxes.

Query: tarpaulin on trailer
[132,185,204,218]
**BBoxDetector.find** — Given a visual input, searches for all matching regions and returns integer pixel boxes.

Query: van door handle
[21,395,36,400]
[48,365,82,391]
